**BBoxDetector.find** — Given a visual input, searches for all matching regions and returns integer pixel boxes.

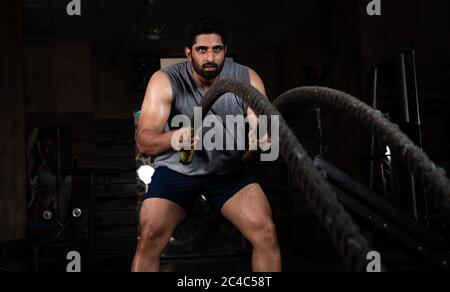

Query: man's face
[186,34,226,81]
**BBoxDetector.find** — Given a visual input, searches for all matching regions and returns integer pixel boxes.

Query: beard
[192,58,224,80]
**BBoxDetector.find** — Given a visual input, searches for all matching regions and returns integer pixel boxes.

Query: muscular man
[132,18,281,272]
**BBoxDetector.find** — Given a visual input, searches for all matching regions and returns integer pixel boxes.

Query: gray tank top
[154,59,250,176]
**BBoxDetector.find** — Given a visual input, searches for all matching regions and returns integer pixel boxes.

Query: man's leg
[131,198,186,272]
[221,183,281,272]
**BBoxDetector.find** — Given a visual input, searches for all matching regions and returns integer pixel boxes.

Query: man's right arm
[137,70,177,156]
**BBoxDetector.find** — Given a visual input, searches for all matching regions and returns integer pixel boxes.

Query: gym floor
[0,215,341,272]
[1,213,429,272]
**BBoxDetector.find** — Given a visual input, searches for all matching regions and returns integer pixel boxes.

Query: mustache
[202,63,218,68]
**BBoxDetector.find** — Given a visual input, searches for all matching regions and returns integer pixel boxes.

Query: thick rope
[199,78,373,272]
[273,87,450,213]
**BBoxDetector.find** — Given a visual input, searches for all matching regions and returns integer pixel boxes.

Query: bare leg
[131,198,186,272]
[221,183,281,272]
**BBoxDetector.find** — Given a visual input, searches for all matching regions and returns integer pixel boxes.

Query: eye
[197,47,208,54]
[213,46,224,53]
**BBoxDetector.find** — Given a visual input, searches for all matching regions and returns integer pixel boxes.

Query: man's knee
[247,218,278,248]
[139,222,170,250]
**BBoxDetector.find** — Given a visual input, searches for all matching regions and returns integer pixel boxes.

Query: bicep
[138,71,172,136]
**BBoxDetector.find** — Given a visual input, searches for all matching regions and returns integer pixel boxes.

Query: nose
[206,50,215,63]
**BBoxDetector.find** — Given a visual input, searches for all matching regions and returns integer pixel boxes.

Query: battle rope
[273,87,450,213]
[199,78,373,272]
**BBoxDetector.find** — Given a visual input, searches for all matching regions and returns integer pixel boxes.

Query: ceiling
[24,0,317,55]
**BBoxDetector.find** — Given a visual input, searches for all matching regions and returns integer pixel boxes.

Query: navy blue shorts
[143,166,257,213]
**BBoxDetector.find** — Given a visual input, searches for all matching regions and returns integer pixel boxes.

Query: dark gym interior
[1,0,450,273]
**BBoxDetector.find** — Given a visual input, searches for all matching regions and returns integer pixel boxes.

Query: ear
[184,47,192,62]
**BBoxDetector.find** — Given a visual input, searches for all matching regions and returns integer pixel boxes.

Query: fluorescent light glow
[137,165,155,185]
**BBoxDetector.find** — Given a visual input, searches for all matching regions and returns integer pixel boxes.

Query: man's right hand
[171,128,197,151]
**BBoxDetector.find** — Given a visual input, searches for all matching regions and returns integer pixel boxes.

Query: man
[132,18,281,272]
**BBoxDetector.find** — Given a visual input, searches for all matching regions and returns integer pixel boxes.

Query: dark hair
[185,17,227,48]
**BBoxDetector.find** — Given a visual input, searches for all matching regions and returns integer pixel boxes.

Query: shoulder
[145,70,173,103]
[162,60,189,76]
[149,70,171,88]
[226,60,248,72]
[224,60,251,82]
[248,67,261,81]
[247,67,266,95]
[161,61,191,89]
